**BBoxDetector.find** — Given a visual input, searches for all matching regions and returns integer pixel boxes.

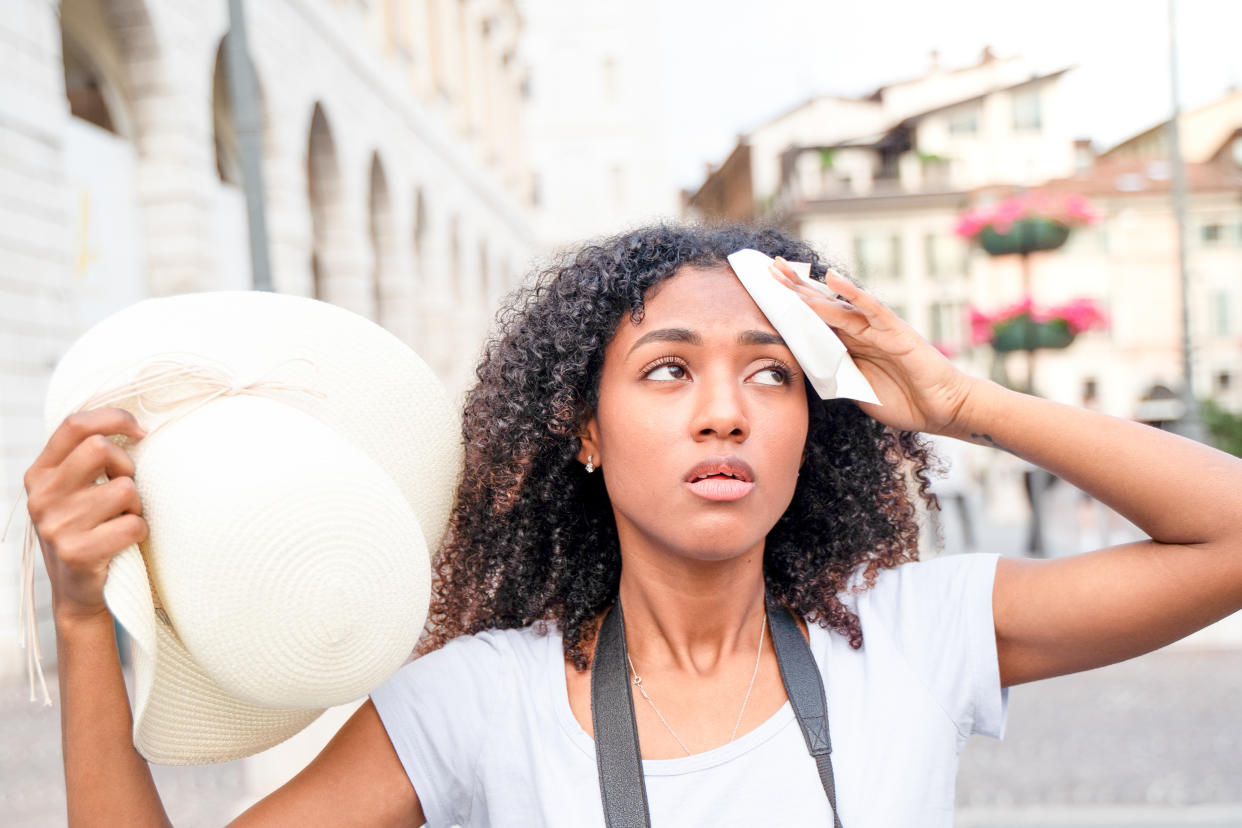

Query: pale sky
[655,0,1242,189]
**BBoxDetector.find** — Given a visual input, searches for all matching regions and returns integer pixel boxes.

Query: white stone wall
[1,0,80,684]
[0,0,537,680]
[522,0,680,247]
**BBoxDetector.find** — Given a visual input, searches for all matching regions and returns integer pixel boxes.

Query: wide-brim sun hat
[34,290,461,765]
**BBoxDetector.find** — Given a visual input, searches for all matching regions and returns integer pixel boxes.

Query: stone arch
[60,0,162,142]
[408,187,429,348]
[61,27,127,136]
[60,0,168,155]
[209,36,275,290]
[211,39,241,185]
[210,36,269,187]
[306,102,347,303]
[368,152,398,325]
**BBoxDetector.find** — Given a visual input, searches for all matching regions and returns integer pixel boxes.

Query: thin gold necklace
[625,612,767,756]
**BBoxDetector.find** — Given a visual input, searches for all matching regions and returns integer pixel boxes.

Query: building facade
[520,0,679,248]
[686,49,1242,425]
[1,0,537,680]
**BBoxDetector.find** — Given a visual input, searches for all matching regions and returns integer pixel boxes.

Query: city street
[4,478,1240,826]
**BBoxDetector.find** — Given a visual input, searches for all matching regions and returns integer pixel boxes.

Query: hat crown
[136,395,429,709]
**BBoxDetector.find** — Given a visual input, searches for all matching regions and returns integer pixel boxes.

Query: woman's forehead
[627,265,775,338]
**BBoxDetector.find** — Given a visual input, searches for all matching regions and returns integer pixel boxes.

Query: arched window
[211,40,243,185]
[62,31,120,134]
[307,102,343,302]
[368,152,396,323]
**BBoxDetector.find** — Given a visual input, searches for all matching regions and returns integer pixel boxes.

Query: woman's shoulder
[824,552,1002,653]
[369,624,565,823]
[846,551,1001,606]
[437,621,555,655]
[384,621,561,691]
[824,553,1008,738]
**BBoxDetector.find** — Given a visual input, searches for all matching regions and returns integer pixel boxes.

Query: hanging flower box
[978,218,1071,256]
[969,297,1110,352]
[989,314,1074,351]
[956,192,1098,256]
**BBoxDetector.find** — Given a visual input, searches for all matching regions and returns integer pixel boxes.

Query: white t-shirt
[371,553,1007,827]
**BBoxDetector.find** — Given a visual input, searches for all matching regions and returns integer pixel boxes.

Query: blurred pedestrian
[926,433,980,555]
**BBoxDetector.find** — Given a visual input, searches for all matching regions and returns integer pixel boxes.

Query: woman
[24,224,1242,825]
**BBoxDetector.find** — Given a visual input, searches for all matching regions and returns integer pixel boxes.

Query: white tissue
[726,249,882,405]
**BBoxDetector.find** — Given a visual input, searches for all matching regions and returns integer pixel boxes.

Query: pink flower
[971,296,1110,346]
[1055,297,1110,334]
[954,208,990,238]
[1063,194,1099,224]
[968,306,998,344]
[955,192,1099,240]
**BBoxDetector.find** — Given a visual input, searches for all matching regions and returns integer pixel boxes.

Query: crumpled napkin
[726,248,882,405]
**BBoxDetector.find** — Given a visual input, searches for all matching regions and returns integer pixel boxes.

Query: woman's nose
[692,377,748,440]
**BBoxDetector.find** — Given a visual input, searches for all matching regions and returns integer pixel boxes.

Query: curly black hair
[418,223,936,669]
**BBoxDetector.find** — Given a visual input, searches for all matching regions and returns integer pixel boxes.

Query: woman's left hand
[769,257,979,435]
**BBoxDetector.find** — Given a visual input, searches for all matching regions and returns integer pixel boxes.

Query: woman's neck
[614,540,768,675]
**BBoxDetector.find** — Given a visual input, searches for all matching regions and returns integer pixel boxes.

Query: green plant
[818,148,836,170]
[969,296,1109,351]
[1201,398,1242,457]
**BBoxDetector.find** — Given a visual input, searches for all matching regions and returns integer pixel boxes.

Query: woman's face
[579,264,810,563]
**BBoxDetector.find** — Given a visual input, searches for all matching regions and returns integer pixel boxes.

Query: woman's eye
[751,366,788,386]
[646,363,687,381]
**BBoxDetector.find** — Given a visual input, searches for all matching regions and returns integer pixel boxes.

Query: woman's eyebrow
[627,328,700,355]
[737,330,786,348]
[626,327,786,356]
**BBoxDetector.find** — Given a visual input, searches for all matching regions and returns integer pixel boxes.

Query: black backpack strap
[591,603,651,828]
[591,600,843,827]
[766,600,844,828]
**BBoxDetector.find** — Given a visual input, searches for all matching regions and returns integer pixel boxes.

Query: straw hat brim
[44,291,461,764]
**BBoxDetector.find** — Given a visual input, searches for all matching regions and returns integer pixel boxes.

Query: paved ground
[956,648,1242,825]
[4,480,1240,826]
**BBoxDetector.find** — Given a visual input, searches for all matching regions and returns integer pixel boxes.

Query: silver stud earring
[585,455,595,473]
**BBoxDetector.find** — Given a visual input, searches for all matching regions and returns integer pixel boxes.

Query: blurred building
[1,0,537,681]
[685,49,1242,423]
[520,0,679,248]
[1103,87,1242,166]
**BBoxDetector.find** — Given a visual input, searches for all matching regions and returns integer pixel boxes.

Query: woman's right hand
[23,407,149,628]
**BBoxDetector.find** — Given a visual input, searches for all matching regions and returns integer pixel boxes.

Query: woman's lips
[685,475,756,501]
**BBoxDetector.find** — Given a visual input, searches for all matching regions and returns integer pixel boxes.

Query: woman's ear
[576,416,601,469]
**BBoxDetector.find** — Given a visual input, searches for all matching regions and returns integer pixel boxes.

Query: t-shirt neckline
[547,623,824,776]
